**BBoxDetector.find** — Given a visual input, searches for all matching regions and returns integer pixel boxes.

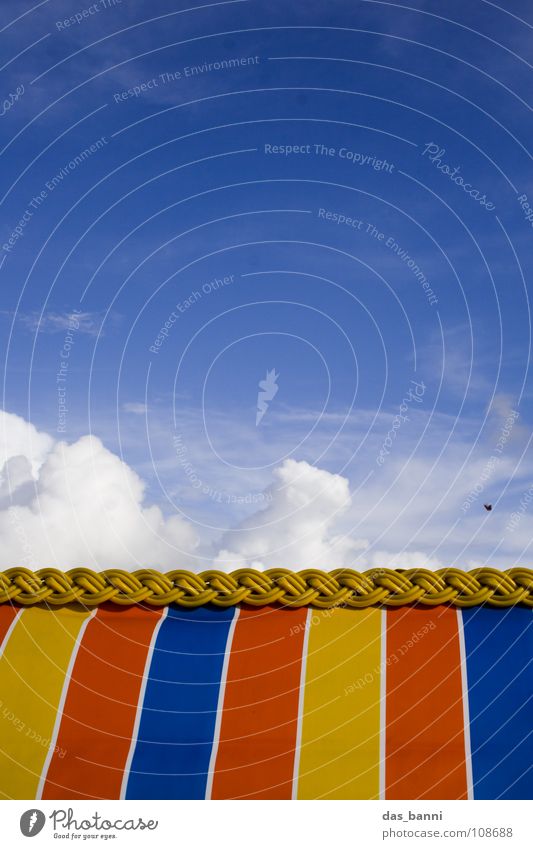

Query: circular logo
[20,810,46,837]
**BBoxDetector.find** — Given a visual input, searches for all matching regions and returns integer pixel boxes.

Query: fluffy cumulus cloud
[0,409,459,573]
[0,410,197,570]
[212,458,445,572]
[0,410,53,478]
[214,458,367,570]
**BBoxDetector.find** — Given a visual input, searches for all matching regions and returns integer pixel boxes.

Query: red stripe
[211,605,307,799]
[0,605,21,649]
[42,604,162,799]
[385,606,468,799]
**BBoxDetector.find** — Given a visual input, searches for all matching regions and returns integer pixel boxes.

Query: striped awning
[0,601,530,800]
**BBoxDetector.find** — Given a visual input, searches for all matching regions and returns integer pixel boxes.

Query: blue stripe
[462,607,532,799]
[125,605,235,799]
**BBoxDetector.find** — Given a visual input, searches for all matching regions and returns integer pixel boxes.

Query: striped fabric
[0,603,530,800]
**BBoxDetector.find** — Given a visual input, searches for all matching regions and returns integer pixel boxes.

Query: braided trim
[0,567,531,608]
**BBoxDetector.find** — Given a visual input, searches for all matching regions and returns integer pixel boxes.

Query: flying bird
[484,504,493,511]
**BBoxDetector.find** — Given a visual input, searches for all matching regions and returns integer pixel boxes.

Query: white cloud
[18,311,104,336]
[365,550,443,570]
[1,402,531,575]
[0,409,53,477]
[214,458,367,570]
[0,410,197,570]
[143,398,533,572]
[122,402,148,415]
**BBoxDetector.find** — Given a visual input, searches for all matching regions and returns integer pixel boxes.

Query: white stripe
[119,607,169,800]
[36,608,97,799]
[0,607,24,658]
[291,608,311,800]
[456,609,474,800]
[379,609,387,801]
[204,607,240,799]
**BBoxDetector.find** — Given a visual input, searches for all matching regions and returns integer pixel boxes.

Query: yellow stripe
[0,605,91,799]
[297,607,383,799]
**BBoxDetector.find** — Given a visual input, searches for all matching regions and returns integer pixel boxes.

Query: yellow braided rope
[0,567,531,608]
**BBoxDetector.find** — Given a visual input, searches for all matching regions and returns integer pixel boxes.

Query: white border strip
[119,607,169,800]
[291,608,311,800]
[379,609,387,801]
[456,609,474,800]
[205,607,240,799]
[36,608,97,799]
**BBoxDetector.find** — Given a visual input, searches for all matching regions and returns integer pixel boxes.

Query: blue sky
[1,0,532,571]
